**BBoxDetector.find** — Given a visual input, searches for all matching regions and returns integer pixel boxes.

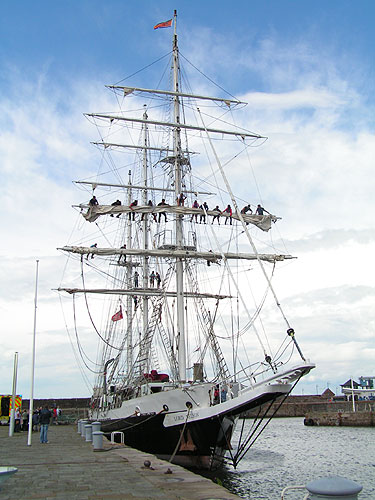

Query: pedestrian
[32,411,39,432]
[150,271,156,287]
[155,272,161,288]
[129,200,138,221]
[39,405,52,443]
[14,408,21,432]
[52,407,58,425]
[211,205,221,224]
[157,199,168,222]
[223,204,232,225]
[89,195,99,206]
[255,204,269,216]
[199,202,208,224]
[190,199,200,222]
[134,271,139,288]
[86,243,97,260]
[22,409,28,431]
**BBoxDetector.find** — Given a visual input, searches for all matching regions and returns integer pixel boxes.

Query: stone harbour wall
[304,411,375,427]
[21,397,90,419]
[244,396,375,418]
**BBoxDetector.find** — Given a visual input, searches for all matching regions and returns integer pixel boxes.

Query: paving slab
[0,425,240,499]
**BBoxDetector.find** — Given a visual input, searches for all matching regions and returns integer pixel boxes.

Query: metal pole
[351,377,356,413]
[27,259,39,446]
[9,352,19,437]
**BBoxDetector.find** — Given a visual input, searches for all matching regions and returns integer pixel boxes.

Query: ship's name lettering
[173,411,200,422]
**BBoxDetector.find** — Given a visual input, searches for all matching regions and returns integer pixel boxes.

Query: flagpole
[27,259,39,446]
[8,351,19,437]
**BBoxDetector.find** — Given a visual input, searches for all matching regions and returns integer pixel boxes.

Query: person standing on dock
[39,405,52,444]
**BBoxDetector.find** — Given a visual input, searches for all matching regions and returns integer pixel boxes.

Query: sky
[0,0,374,400]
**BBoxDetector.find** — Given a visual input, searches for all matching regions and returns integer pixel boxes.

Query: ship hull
[90,363,314,469]
[92,386,289,468]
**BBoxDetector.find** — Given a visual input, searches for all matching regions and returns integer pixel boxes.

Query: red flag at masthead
[154,19,172,30]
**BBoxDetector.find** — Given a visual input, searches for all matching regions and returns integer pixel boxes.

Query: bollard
[77,420,82,434]
[80,420,88,437]
[306,476,363,500]
[92,431,104,451]
[91,421,101,433]
[85,424,93,442]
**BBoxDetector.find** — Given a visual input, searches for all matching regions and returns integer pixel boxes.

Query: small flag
[154,19,172,30]
[111,306,123,322]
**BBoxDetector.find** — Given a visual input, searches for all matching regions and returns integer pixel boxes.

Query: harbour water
[214,417,375,499]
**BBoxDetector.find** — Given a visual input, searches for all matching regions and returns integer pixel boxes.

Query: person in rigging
[223,204,233,225]
[177,193,186,206]
[241,204,252,215]
[141,200,157,222]
[134,271,139,287]
[155,272,162,288]
[118,244,126,264]
[211,205,221,224]
[86,243,97,260]
[199,202,209,224]
[129,200,138,221]
[190,199,200,222]
[150,270,156,287]
[157,199,168,222]
[110,199,122,217]
[89,195,99,206]
[255,204,270,216]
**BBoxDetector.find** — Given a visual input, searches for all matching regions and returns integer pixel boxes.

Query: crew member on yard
[199,202,209,224]
[129,200,138,221]
[190,199,200,222]
[256,204,269,216]
[89,195,99,206]
[157,199,168,222]
[110,199,122,217]
[223,204,233,225]
[211,205,221,224]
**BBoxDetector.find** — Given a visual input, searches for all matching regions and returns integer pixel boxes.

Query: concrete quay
[0,425,240,500]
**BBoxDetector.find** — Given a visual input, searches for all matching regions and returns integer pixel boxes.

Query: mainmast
[172,10,186,383]
[142,107,150,352]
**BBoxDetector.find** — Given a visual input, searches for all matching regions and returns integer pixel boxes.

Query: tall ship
[58,11,314,469]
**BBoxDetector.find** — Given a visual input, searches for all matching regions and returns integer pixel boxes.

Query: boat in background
[58,10,314,469]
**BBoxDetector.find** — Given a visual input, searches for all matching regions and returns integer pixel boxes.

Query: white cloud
[0,24,373,400]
